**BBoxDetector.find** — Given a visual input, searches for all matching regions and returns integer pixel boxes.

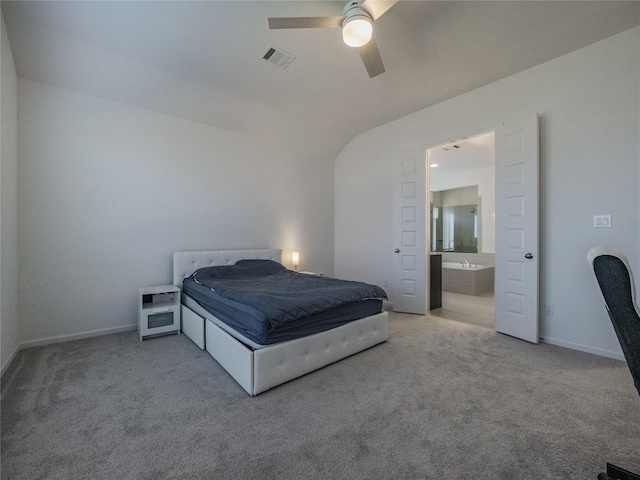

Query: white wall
[1,13,19,373]
[335,26,640,359]
[17,79,335,345]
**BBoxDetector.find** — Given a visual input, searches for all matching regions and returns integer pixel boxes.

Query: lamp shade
[342,14,372,48]
[292,252,300,266]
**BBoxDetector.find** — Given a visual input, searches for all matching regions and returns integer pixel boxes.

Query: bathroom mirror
[431,186,479,253]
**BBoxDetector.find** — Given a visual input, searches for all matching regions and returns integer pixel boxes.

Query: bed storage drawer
[205,319,254,394]
[181,305,205,350]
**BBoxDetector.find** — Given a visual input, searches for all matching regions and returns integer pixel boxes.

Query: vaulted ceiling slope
[3,1,639,157]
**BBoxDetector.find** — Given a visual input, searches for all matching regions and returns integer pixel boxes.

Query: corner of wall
[1,11,21,373]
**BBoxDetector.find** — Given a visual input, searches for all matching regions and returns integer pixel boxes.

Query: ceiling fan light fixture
[342,12,372,48]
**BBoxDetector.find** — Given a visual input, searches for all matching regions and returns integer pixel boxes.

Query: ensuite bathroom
[428,132,495,329]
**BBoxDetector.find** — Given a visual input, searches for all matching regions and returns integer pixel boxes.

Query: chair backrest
[587,246,640,397]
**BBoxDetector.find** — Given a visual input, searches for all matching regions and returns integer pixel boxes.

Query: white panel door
[494,114,539,343]
[392,150,427,314]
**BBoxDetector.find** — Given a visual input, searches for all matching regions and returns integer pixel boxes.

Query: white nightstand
[138,285,181,341]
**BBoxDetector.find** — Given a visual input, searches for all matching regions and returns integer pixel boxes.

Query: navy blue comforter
[190,259,387,329]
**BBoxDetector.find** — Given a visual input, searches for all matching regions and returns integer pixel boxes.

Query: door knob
[524,253,534,259]
[394,249,400,253]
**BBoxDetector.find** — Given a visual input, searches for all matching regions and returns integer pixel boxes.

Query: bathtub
[441,262,495,295]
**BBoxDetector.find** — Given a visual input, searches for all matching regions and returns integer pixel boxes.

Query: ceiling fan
[268,0,397,79]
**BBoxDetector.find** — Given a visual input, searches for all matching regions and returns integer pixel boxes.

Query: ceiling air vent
[261,45,295,70]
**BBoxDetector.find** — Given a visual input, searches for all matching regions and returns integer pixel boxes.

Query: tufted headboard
[173,248,283,287]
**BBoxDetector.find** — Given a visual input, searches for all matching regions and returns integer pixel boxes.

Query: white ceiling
[429,130,495,178]
[3,1,639,157]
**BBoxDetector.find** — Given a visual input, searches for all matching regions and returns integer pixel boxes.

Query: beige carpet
[2,313,639,479]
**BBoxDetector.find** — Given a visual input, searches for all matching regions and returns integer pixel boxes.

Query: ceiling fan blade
[358,36,385,78]
[361,0,398,21]
[268,16,343,29]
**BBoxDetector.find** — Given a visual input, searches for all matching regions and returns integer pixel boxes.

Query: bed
[173,249,388,396]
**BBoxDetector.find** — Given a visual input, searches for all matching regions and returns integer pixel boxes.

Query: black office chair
[587,246,640,480]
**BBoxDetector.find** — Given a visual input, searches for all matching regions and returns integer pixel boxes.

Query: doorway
[427,131,496,329]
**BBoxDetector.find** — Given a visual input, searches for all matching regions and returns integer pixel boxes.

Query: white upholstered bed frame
[173,249,388,396]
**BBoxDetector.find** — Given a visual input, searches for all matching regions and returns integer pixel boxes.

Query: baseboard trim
[1,324,137,380]
[19,323,137,350]
[3,321,626,378]
[1,345,21,378]
[541,336,625,361]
